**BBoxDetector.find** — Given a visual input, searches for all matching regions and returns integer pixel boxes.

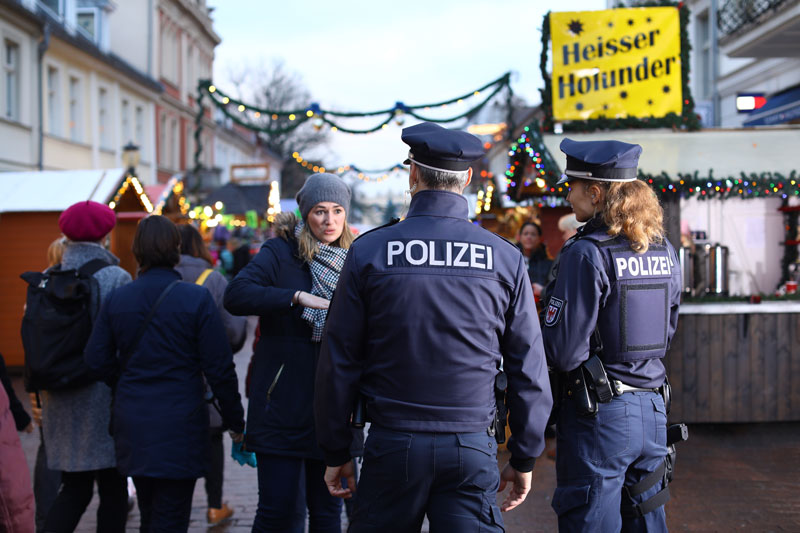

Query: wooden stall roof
[0,168,127,213]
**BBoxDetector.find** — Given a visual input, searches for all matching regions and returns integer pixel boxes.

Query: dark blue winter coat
[84,267,245,479]
[223,230,323,459]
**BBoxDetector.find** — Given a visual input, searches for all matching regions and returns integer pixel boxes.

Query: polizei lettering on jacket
[386,239,494,271]
[613,252,672,279]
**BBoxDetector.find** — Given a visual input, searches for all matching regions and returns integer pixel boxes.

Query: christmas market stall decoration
[146,174,191,223]
[0,168,151,367]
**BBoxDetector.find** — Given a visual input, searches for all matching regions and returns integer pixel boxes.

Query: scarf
[295,221,348,342]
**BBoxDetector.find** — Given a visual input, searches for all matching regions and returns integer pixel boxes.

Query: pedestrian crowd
[1,122,681,533]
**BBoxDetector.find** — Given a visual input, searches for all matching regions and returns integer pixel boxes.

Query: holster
[351,393,367,429]
[565,355,614,418]
[492,372,508,444]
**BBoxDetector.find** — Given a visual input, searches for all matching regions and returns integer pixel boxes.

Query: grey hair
[415,164,470,191]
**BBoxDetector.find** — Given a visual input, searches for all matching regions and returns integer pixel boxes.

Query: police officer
[542,138,682,532]
[314,122,552,532]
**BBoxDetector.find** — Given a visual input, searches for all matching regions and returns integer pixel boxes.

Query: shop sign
[550,7,681,121]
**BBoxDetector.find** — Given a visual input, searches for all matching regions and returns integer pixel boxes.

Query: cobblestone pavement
[12,321,800,532]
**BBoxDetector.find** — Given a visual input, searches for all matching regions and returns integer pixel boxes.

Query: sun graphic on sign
[567,19,584,36]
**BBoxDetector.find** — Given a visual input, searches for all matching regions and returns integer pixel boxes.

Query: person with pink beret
[40,200,133,532]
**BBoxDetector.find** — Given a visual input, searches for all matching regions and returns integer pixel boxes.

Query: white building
[0,0,161,182]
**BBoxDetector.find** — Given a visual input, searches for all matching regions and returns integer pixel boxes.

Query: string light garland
[538,2,701,133]
[198,73,510,137]
[108,174,153,213]
[193,74,513,173]
[289,150,409,182]
[642,170,800,200]
[504,121,564,200]
[151,175,190,216]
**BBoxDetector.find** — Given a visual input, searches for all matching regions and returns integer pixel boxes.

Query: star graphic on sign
[647,17,652,23]
[648,99,654,105]
[628,18,634,26]
[607,21,614,28]
[603,103,609,110]
[620,91,628,99]
[663,85,671,93]
[576,102,584,111]
[568,19,585,36]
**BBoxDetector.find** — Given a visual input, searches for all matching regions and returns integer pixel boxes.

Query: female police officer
[542,138,681,532]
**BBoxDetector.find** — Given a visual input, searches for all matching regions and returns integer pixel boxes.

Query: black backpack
[20,258,111,391]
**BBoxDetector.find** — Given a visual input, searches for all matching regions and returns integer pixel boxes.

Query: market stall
[0,168,151,367]
[667,301,800,423]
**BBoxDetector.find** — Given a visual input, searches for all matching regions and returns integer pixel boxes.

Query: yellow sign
[550,7,682,121]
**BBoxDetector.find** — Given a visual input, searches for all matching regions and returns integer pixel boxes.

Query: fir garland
[196,73,512,137]
[540,1,701,133]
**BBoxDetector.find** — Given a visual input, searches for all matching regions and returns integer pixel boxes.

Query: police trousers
[552,392,668,533]
[349,426,504,532]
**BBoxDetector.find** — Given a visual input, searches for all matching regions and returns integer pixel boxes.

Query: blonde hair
[597,180,664,253]
[47,237,66,267]
[273,212,355,264]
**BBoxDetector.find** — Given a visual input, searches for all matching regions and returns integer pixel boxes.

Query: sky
[207,0,607,195]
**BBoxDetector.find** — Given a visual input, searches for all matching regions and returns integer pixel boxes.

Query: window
[68,76,81,142]
[4,40,19,120]
[77,9,97,40]
[696,12,712,100]
[121,99,130,145]
[39,0,63,16]
[98,87,109,148]
[47,66,61,135]
[187,45,194,88]
[135,105,145,157]
[159,113,167,166]
[186,123,193,168]
[170,117,178,169]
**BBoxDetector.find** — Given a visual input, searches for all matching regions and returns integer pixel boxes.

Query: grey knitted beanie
[295,173,351,219]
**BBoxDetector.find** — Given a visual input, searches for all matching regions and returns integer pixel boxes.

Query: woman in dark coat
[224,173,355,532]
[517,221,553,299]
[85,215,245,532]
[175,223,247,525]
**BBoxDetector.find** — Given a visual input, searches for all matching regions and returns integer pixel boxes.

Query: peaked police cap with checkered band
[402,122,485,172]
[557,138,642,185]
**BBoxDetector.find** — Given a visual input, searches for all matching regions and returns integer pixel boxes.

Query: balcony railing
[718,0,793,36]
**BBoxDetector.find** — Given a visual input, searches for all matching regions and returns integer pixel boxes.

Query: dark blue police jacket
[542,217,682,388]
[314,190,552,468]
[224,234,327,459]
[84,267,244,479]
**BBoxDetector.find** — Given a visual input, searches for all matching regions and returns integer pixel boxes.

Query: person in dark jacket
[315,123,552,532]
[42,201,131,533]
[542,139,681,532]
[175,223,247,525]
[224,173,355,532]
[516,221,553,299]
[84,215,245,532]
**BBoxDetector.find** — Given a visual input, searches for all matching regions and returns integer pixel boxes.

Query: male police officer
[542,138,682,532]
[314,122,552,532]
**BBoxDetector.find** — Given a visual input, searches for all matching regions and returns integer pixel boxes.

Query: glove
[231,441,257,468]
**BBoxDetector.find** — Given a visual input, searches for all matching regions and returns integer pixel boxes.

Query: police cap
[557,138,642,185]
[402,122,485,172]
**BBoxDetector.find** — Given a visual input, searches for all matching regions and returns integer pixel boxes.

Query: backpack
[20,258,111,391]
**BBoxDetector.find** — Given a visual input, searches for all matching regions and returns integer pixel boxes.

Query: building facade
[0,0,161,182]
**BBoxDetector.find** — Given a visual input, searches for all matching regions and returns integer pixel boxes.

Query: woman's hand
[296,291,330,310]
[29,393,42,427]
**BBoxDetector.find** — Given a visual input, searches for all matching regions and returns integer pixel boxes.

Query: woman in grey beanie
[224,173,356,531]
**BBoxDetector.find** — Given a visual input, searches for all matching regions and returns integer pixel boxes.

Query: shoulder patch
[544,297,566,327]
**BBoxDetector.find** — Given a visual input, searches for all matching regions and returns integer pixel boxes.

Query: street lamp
[122,141,140,175]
